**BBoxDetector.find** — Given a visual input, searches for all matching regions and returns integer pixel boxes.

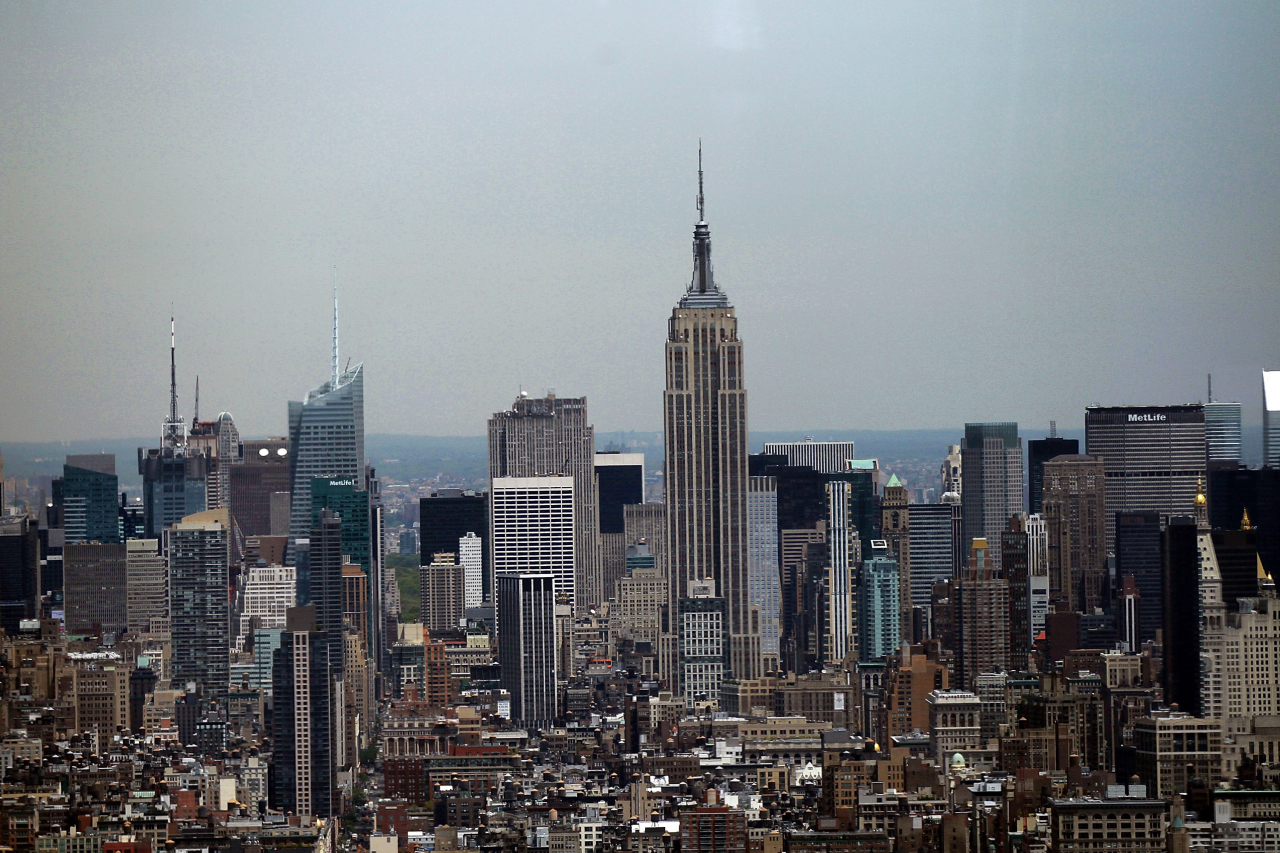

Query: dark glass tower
[1027,434,1079,515]
[1162,516,1201,715]
[1115,510,1164,646]
[420,490,490,602]
[0,515,40,634]
[60,455,120,544]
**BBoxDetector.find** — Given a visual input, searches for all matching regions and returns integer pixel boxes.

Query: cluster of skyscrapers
[3,158,1280,835]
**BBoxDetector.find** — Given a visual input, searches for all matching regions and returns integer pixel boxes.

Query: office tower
[63,543,128,635]
[761,440,856,474]
[491,476,575,603]
[747,475,781,673]
[0,515,40,634]
[421,489,490,602]
[859,541,900,661]
[823,480,862,667]
[497,572,557,727]
[308,508,347,682]
[489,393,600,611]
[288,289,365,551]
[1215,572,1280,719]
[961,423,1024,568]
[624,503,667,576]
[907,500,962,613]
[610,546,667,674]
[459,532,483,609]
[1213,525,1261,612]
[1204,378,1242,462]
[596,452,644,603]
[955,538,1010,689]
[880,473,913,639]
[310,475,376,661]
[1117,575,1142,652]
[1208,463,1280,588]
[235,563,295,649]
[1162,515,1201,715]
[663,156,758,688]
[1116,511,1164,646]
[170,509,231,703]
[1027,428,1079,515]
[677,579,729,708]
[342,562,368,638]
[188,411,239,511]
[139,319,209,540]
[60,454,119,544]
[940,444,962,497]
[1025,513,1050,648]
[1041,454,1108,612]
[230,438,291,536]
[1085,405,1206,549]
[309,477,370,573]
[271,604,336,817]
[126,539,168,637]
[1002,517,1031,670]
[1265,370,1280,467]
[118,494,144,540]
[420,552,465,633]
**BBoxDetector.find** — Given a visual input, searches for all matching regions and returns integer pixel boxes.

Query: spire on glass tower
[681,141,728,308]
[162,316,187,450]
[332,266,340,389]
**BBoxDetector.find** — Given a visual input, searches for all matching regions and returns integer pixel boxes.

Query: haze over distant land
[1,4,1278,441]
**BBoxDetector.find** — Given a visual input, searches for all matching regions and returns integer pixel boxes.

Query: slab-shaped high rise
[662,150,759,690]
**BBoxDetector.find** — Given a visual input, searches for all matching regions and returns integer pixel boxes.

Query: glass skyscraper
[1205,401,1242,462]
[60,454,120,544]
[288,364,365,550]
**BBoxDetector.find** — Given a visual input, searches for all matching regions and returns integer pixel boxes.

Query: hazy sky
[3,2,1278,442]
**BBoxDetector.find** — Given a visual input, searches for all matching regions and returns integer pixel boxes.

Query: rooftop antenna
[697,138,705,223]
[1049,420,1057,439]
[1207,373,1213,404]
[332,266,340,388]
[170,316,178,426]
[193,376,200,425]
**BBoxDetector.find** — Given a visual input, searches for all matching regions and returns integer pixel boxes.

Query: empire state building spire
[682,142,728,308]
[663,142,759,693]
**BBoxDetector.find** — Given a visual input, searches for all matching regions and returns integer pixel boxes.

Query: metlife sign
[1127,413,1167,423]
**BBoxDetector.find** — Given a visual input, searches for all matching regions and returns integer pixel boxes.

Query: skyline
[3,3,1279,442]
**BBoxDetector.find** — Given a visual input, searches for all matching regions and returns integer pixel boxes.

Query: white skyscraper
[491,476,575,603]
[235,563,297,650]
[747,476,780,672]
[762,440,856,474]
[459,532,484,609]
[1265,370,1280,467]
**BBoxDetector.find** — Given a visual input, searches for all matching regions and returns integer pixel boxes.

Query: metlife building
[1085,405,1206,549]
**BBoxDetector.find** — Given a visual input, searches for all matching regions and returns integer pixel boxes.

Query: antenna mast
[193,376,200,425]
[332,266,340,388]
[697,138,705,222]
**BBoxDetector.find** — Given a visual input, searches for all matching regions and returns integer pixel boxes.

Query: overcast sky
[2,2,1278,442]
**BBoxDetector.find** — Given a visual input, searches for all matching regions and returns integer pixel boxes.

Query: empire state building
[663,153,760,691]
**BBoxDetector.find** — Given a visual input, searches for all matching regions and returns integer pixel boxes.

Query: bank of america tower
[663,151,760,691]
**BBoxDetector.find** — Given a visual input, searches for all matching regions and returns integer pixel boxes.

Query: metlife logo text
[1127,413,1168,423]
